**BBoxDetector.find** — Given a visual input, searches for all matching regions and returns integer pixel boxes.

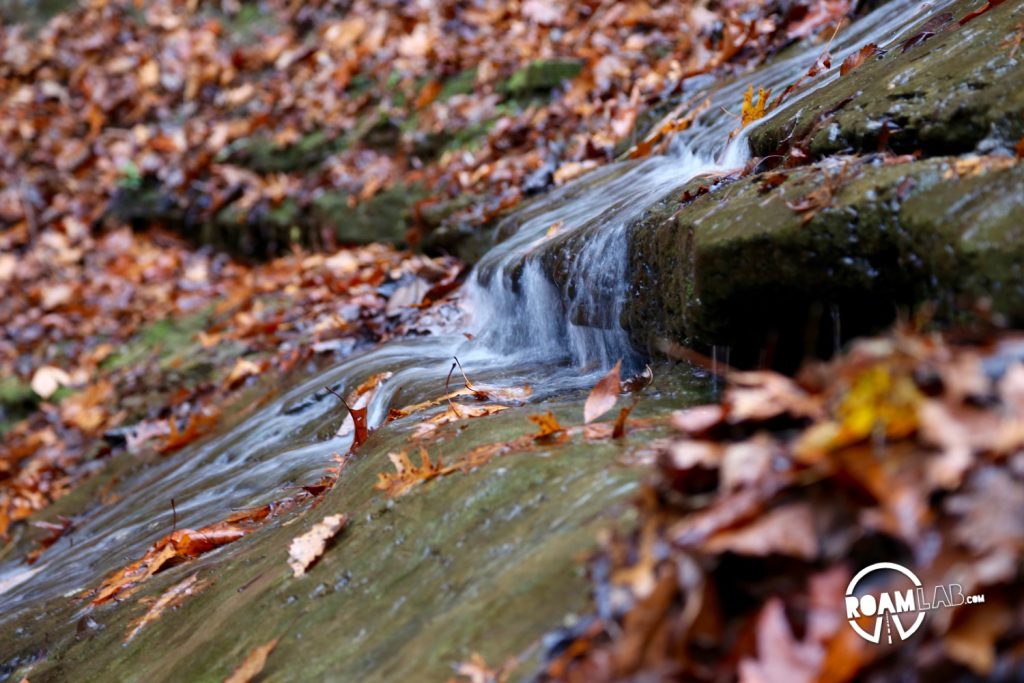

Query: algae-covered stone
[750,2,1024,158]
[220,130,345,174]
[311,184,426,246]
[502,59,584,95]
[624,155,1024,364]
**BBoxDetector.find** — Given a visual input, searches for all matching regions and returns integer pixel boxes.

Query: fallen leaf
[900,11,955,52]
[225,638,279,683]
[126,574,208,642]
[30,366,72,399]
[740,85,770,127]
[704,503,819,559]
[411,402,510,439]
[225,358,262,388]
[288,513,347,577]
[839,43,881,76]
[374,449,453,497]
[584,360,622,423]
[738,598,824,683]
[529,412,565,440]
[959,0,1005,26]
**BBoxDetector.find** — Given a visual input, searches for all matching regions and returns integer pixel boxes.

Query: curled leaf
[584,360,622,424]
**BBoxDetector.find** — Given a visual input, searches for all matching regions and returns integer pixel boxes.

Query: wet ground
[0,360,708,682]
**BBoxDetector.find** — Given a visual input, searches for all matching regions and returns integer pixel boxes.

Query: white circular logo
[845,562,925,644]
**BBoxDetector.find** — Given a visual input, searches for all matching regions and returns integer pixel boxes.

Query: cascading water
[0,0,950,630]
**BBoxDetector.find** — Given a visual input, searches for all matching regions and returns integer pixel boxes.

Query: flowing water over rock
[0,2,957,679]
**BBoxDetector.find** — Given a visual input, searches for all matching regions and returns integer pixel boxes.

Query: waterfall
[0,0,951,618]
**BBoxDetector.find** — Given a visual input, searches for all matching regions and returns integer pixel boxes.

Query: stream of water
[0,0,948,636]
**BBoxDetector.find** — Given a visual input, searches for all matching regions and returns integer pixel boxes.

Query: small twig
[444,362,457,410]
[324,385,352,413]
[171,498,177,533]
[452,356,478,391]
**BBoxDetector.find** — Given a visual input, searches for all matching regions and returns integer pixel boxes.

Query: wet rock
[219,131,345,174]
[623,155,1024,367]
[311,183,426,246]
[750,3,1024,159]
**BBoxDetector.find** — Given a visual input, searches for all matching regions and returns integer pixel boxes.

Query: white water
[0,0,950,621]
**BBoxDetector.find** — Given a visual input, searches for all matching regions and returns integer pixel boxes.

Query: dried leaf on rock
[839,43,882,76]
[125,573,208,642]
[225,638,279,683]
[529,412,565,441]
[411,402,510,439]
[740,86,770,127]
[288,513,347,578]
[374,449,453,497]
[91,491,322,604]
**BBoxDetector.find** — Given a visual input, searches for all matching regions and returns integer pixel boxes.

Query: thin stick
[452,356,478,391]
[444,362,457,410]
[324,385,352,413]
[171,498,177,533]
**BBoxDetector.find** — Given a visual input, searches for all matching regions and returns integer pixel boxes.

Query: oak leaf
[374,449,453,497]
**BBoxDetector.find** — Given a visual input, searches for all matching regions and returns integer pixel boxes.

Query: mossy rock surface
[622,155,1024,365]
[749,1,1024,158]
[502,59,584,95]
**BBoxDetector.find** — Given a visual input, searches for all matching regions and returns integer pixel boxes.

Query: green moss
[2,367,705,683]
[439,68,478,100]
[749,2,1024,157]
[619,156,1024,364]
[502,59,584,95]
[218,131,346,174]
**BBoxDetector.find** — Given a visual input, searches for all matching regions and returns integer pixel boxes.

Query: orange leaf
[125,573,208,642]
[839,43,881,76]
[740,85,770,127]
[225,638,279,683]
[529,412,564,440]
[374,448,453,497]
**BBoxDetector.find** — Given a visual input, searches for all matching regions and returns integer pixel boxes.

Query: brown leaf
[738,598,824,683]
[839,43,881,76]
[225,638,279,683]
[584,359,622,424]
[945,602,1014,674]
[704,503,819,559]
[959,0,1005,26]
[125,573,208,642]
[900,11,955,52]
[288,513,347,577]
[612,402,635,439]
[374,449,453,497]
[411,402,510,439]
[529,412,565,440]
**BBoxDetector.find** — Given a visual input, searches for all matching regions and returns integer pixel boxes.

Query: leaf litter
[538,329,1024,680]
